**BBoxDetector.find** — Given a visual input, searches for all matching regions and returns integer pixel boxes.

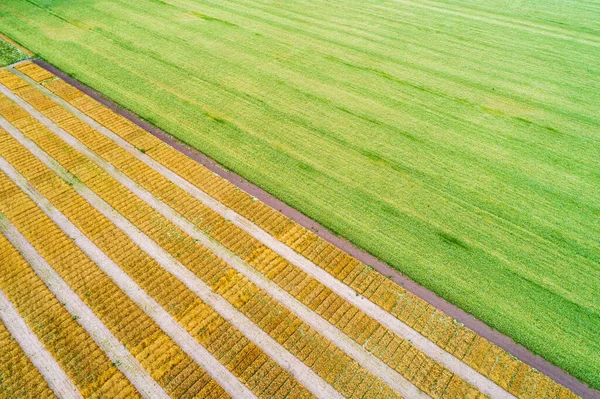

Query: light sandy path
[0,211,168,399]
[0,155,257,399]
[4,73,517,399]
[0,116,340,399]
[0,288,82,399]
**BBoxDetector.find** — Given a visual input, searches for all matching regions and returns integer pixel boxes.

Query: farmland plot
[0,61,582,398]
[0,0,599,391]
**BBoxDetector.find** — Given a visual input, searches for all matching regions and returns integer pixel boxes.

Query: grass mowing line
[393,0,600,46]
[0,287,81,399]
[0,112,337,399]
[4,71,517,399]
[0,151,255,399]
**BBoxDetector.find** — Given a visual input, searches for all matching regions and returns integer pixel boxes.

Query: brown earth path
[0,60,592,399]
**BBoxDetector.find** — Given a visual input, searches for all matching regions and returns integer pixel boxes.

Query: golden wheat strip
[0,211,169,399]
[0,116,342,399]
[0,288,80,399]
[7,69,516,399]
[0,318,56,399]
[0,156,255,399]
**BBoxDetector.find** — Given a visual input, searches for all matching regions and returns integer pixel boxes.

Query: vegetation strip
[0,287,81,399]
[0,153,256,399]
[0,114,340,399]
[6,70,515,399]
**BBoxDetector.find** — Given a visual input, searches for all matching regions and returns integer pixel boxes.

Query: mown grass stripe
[7,69,515,399]
[0,170,171,399]
[0,150,252,399]
[0,288,80,399]
[0,112,335,399]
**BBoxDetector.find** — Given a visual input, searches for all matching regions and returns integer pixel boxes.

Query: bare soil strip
[5,69,515,399]
[0,116,340,399]
[0,288,81,399]
[0,154,257,399]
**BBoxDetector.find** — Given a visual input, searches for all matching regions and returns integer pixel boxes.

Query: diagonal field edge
[4,68,519,399]
[0,155,256,399]
[0,114,342,399]
[24,58,600,399]
[0,79,430,396]
[0,210,168,399]
[0,288,82,399]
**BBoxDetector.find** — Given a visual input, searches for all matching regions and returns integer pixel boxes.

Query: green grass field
[1,0,599,388]
[0,37,27,67]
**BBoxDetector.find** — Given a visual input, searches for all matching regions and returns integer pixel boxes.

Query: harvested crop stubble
[0,221,140,399]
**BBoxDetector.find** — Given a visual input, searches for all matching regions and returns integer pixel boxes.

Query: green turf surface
[0,38,27,67]
[1,0,599,388]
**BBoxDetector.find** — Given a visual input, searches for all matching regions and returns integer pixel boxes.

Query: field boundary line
[0,287,82,399]
[20,60,600,399]
[0,208,168,399]
[0,111,342,399]
[4,70,518,398]
[0,33,35,56]
[0,152,257,399]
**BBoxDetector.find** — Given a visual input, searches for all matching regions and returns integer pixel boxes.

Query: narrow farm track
[0,61,580,398]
